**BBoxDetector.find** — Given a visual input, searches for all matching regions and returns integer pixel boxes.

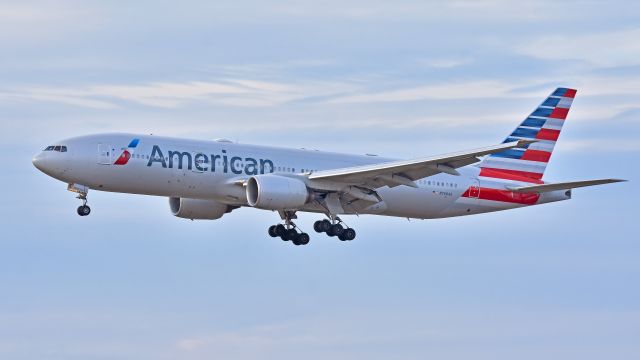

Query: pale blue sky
[0,1,638,359]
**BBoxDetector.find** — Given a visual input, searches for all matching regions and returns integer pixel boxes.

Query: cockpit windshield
[44,145,67,152]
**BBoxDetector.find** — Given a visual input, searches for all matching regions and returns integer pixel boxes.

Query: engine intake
[169,197,231,220]
[246,174,310,210]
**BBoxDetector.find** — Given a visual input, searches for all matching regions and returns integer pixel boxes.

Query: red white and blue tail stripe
[478,88,576,182]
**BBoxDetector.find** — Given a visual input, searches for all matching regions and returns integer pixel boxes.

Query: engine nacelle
[169,197,231,220]
[246,174,310,210]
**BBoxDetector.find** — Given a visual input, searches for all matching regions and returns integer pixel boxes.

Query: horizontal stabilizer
[309,140,535,187]
[508,179,626,193]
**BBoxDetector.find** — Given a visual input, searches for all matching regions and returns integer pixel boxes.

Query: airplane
[32,88,625,246]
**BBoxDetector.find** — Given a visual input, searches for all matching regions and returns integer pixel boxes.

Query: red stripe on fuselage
[462,187,540,205]
[479,168,544,182]
[114,150,131,165]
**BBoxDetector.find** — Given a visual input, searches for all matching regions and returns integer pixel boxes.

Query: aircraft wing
[308,140,534,188]
[507,179,627,193]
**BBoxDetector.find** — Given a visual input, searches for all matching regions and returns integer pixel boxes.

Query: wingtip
[516,139,538,146]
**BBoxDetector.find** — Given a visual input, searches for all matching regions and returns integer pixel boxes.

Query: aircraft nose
[32,151,63,176]
[32,152,46,172]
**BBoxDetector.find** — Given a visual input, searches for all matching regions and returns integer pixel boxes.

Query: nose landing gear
[68,183,91,217]
[76,194,91,217]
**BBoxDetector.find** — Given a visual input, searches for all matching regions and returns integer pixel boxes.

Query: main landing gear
[313,217,356,241]
[266,212,356,245]
[268,211,310,246]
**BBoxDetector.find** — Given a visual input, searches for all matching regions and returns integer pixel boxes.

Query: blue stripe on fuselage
[128,139,140,148]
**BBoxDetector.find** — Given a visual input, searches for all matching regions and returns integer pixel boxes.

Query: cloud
[0,1,103,42]
[558,139,640,153]
[329,80,519,103]
[173,310,640,360]
[0,79,357,109]
[517,28,640,67]
[415,57,473,69]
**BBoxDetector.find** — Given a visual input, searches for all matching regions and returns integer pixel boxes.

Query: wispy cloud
[415,57,473,69]
[0,1,103,42]
[173,310,640,359]
[0,79,356,109]
[517,28,640,67]
[329,80,520,103]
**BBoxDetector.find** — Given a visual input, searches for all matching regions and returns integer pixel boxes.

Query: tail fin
[478,87,576,182]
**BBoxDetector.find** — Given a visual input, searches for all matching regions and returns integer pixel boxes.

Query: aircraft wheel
[343,228,356,241]
[77,205,91,216]
[275,224,286,237]
[330,223,344,237]
[297,233,310,245]
[320,220,331,232]
[285,229,298,241]
[313,220,324,233]
[268,225,278,237]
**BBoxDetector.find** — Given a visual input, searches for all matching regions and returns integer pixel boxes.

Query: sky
[0,1,638,359]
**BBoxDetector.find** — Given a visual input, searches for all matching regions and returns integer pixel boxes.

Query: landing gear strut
[73,185,91,216]
[313,216,356,241]
[267,211,310,246]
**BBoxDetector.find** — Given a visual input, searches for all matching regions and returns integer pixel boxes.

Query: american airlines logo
[146,145,275,175]
[114,139,140,165]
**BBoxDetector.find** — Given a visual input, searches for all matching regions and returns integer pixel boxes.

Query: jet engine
[169,197,232,220]
[246,174,311,210]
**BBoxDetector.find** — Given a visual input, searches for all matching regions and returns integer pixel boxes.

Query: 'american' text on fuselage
[146,145,275,175]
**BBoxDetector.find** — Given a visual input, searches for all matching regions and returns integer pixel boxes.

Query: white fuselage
[32,133,570,219]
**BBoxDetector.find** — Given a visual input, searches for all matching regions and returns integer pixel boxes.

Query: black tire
[330,223,344,237]
[338,233,348,241]
[275,224,286,236]
[77,205,90,216]
[320,220,331,232]
[297,233,310,245]
[313,220,324,233]
[285,229,298,241]
[268,225,278,237]
[343,228,356,241]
